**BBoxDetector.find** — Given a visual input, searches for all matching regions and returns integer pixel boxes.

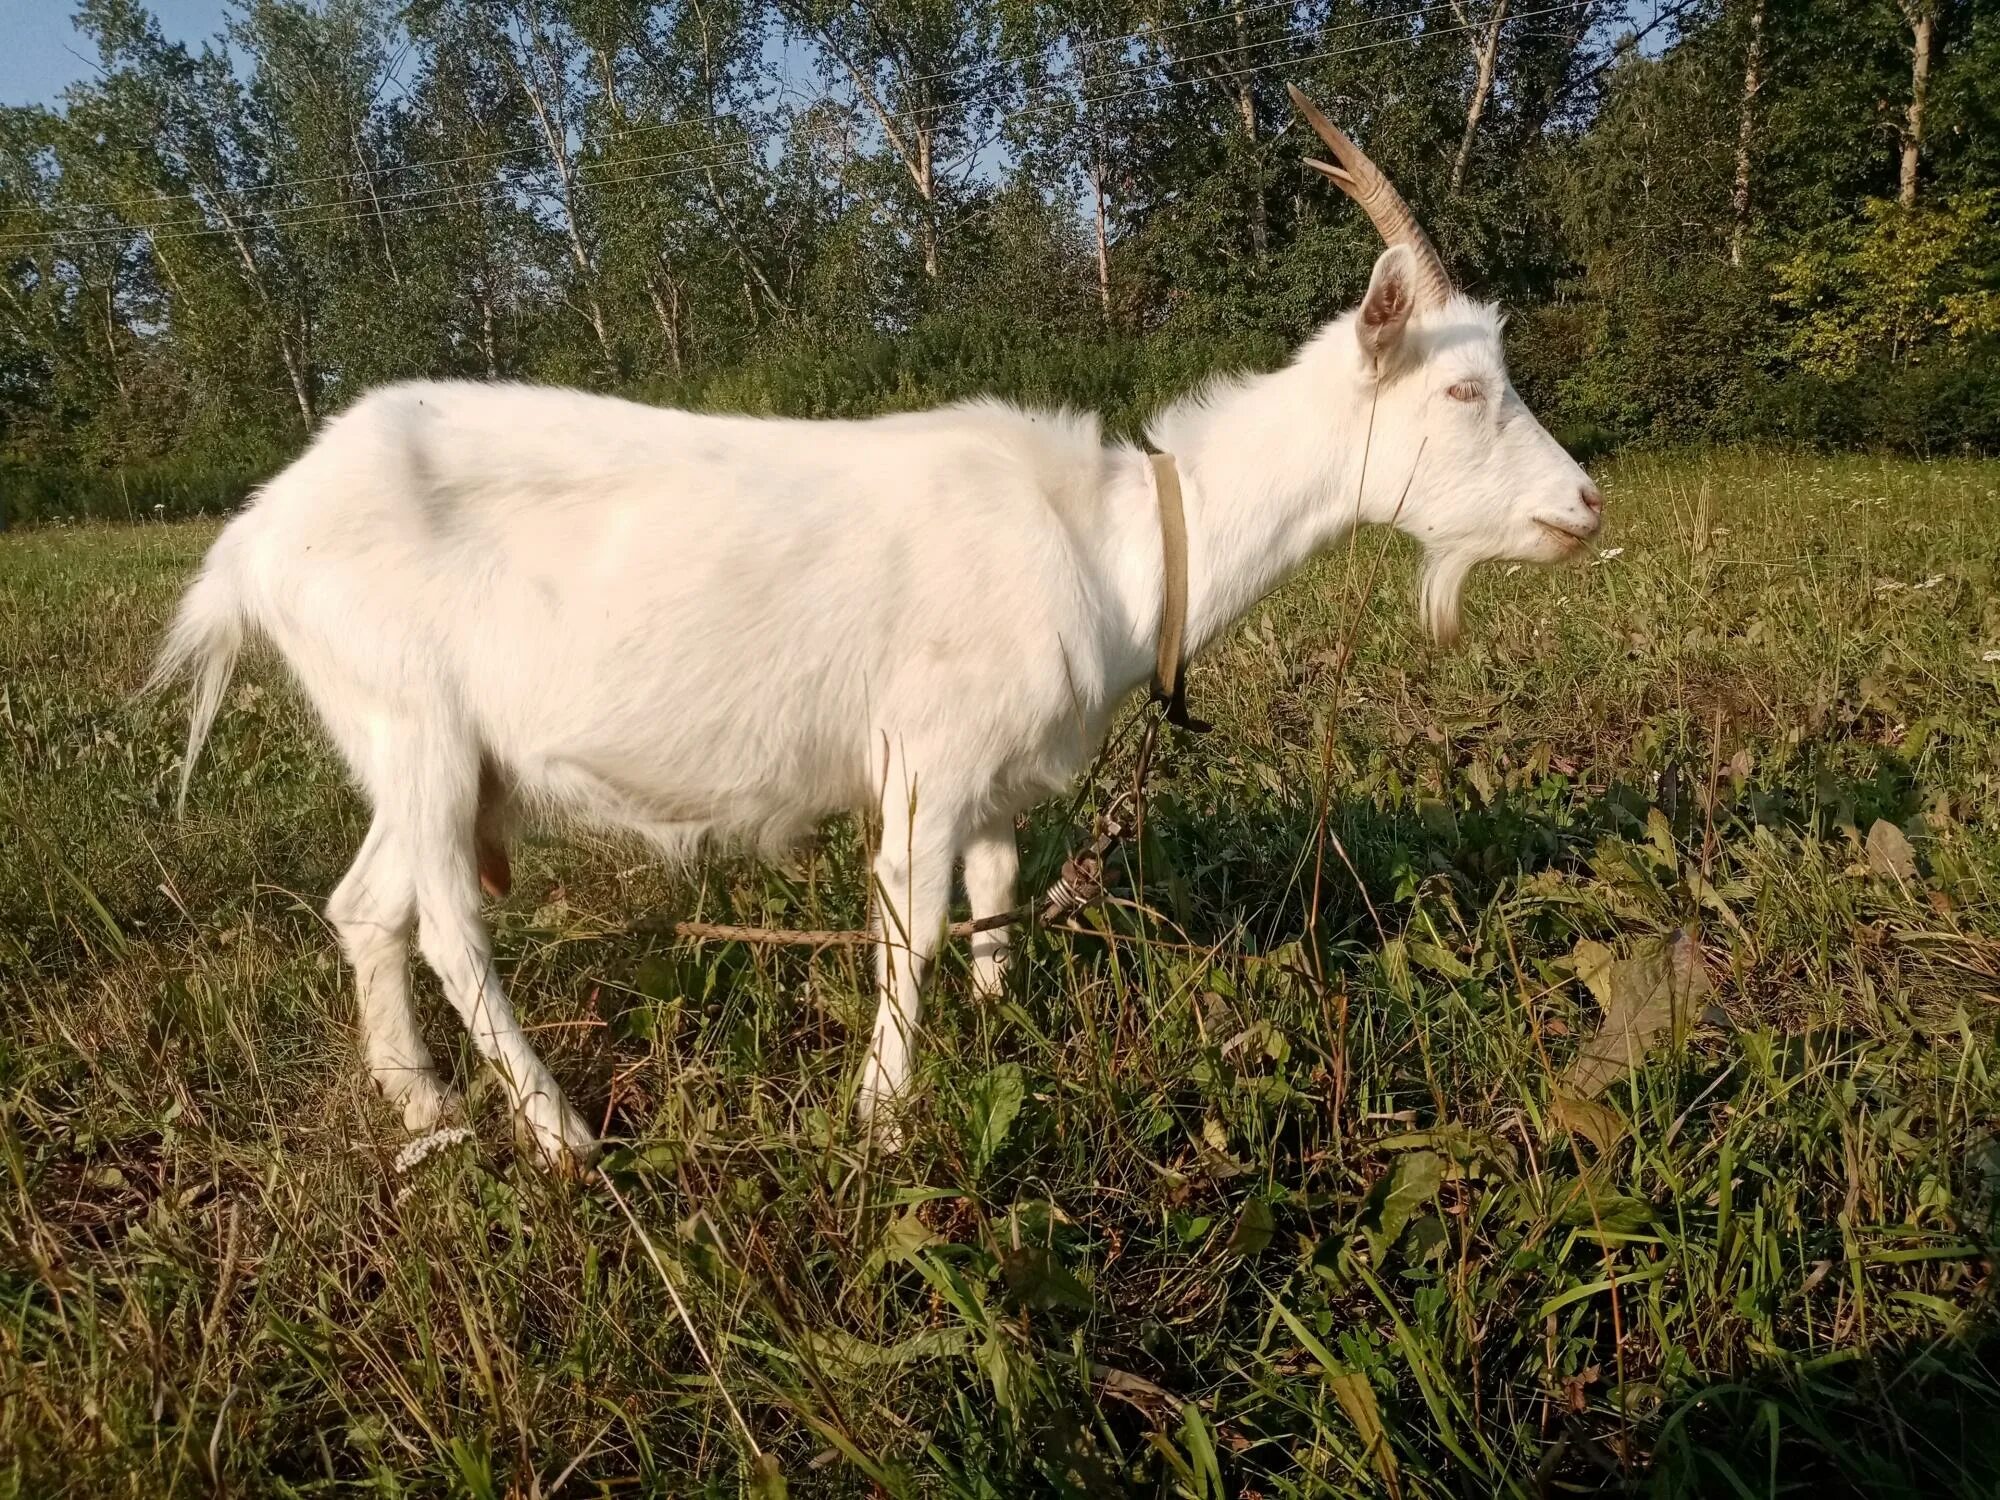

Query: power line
[33,113,761,220]
[2,0,1595,254]
[79,152,758,253]
[28,0,1578,220]
[997,0,1596,127]
[25,0,1316,219]
[4,138,751,248]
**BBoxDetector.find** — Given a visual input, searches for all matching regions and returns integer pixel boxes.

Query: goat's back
[212,381,1126,849]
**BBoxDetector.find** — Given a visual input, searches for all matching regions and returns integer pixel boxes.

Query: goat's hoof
[516,1099,600,1175]
[377,1070,457,1134]
[856,1095,910,1155]
[871,1116,908,1156]
[401,1079,459,1133]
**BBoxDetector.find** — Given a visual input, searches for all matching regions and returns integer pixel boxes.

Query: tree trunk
[1731,0,1767,265]
[216,208,315,429]
[1090,153,1112,322]
[507,34,618,376]
[1233,0,1267,258]
[279,320,315,432]
[646,268,684,374]
[102,278,129,404]
[803,24,942,279]
[477,278,499,381]
[1898,3,1933,208]
[916,121,938,278]
[1450,0,1509,192]
[354,128,403,286]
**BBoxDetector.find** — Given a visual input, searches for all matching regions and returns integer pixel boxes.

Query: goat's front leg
[963,814,1020,1000]
[857,783,959,1143]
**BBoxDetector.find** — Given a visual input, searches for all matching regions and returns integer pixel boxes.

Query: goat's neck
[1139,343,1400,662]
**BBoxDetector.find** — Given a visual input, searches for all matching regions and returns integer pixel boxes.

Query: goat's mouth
[1534,518,1594,552]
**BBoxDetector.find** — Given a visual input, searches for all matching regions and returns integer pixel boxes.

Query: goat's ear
[1357,245,1417,361]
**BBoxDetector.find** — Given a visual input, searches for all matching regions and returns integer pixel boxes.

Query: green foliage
[1774,189,2000,375]
[642,311,1285,434]
[0,452,271,526]
[6,0,2000,507]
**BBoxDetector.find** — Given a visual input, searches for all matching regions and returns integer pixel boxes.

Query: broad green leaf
[801,1326,969,1368]
[748,1454,787,1500]
[1178,1405,1226,1500]
[1562,931,1710,1098]
[1645,807,1679,869]
[859,1209,942,1281]
[1364,1149,1444,1261]
[968,1062,1025,1174]
[1407,938,1473,980]
[1225,1196,1275,1257]
[998,1244,1091,1311]
[1549,1092,1626,1154]
[1272,1299,1402,1497]
[1327,1369,1401,1498]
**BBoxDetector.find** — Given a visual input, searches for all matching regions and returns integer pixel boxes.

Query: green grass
[3,448,1999,1498]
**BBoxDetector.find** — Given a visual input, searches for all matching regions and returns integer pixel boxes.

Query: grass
[2,447,1999,1497]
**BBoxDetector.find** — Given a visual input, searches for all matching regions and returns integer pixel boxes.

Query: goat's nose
[1580,482,1604,516]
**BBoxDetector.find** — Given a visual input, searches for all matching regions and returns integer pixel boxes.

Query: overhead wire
[26,0,1618,226]
[2,0,1597,254]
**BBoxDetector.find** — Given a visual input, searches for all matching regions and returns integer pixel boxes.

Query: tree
[3,0,1999,485]
[1773,187,2000,373]
[1448,0,1510,192]
[1730,0,1767,265]
[779,0,1015,285]
[67,0,324,434]
[1898,0,1936,206]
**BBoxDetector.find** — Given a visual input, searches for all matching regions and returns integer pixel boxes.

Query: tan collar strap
[1148,451,1210,733]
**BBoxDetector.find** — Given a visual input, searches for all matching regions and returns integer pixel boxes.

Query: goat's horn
[1286,84,1453,310]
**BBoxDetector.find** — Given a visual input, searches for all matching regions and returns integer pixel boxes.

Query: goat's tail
[145,526,249,814]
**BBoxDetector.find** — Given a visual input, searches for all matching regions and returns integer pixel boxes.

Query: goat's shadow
[1003,739,1932,966]
[1636,1318,2000,1499]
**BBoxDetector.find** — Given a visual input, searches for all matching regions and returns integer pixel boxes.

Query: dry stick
[628,808,1125,948]
[637,906,1027,949]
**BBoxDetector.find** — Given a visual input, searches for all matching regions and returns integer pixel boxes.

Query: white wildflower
[393,1125,474,1175]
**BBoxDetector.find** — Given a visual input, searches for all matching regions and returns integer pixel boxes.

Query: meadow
[2,448,1998,1497]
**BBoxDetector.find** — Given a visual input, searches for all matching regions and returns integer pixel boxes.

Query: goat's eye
[1445,380,1485,404]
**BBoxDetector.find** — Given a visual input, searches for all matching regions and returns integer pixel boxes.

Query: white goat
[152,93,1603,1167]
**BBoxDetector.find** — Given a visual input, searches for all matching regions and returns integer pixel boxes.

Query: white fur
[151,247,1600,1166]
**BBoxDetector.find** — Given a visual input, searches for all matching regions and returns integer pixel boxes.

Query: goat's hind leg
[392,729,596,1168]
[327,817,454,1132]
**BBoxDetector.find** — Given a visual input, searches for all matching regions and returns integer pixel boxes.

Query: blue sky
[4,0,1675,111]
[3,0,231,108]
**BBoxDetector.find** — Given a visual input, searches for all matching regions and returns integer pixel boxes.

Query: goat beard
[1419,551,1474,646]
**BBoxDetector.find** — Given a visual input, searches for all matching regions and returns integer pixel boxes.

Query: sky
[2,0,232,108]
[2,0,1678,112]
